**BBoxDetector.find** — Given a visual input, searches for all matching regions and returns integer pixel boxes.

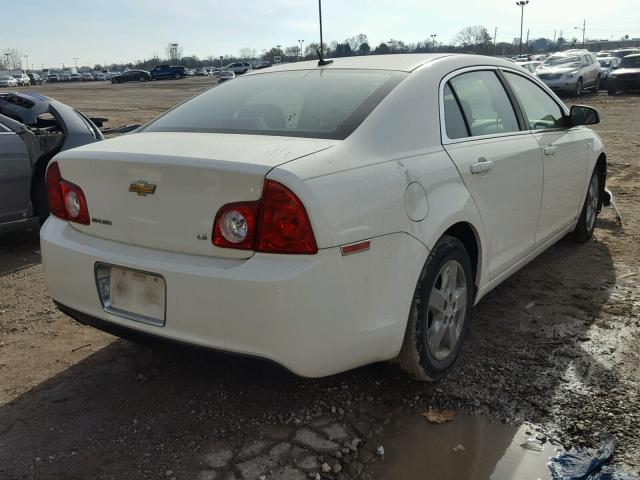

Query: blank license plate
[96,264,166,326]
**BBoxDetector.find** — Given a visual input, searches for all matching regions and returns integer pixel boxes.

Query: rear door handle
[544,145,557,157]
[470,160,493,174]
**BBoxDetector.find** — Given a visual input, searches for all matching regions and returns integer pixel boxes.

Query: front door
[502,71,588,245]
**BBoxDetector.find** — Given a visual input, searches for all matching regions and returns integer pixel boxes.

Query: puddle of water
[372,414,558,480]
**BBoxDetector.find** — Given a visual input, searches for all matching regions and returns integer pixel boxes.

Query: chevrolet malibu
[41,54,608,380]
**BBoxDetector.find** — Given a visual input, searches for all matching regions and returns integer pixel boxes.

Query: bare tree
[1,48,23,70]
[238,47,257,60]
[454,26,493,49]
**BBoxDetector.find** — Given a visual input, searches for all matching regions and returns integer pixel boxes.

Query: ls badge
[129,181,157,196]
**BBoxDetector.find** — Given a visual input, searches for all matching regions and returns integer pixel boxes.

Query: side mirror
[570,105,600,126]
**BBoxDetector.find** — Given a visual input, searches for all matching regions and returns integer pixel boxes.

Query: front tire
[572,167,601,242]
[573,78,583,97]
[396,235,474,381]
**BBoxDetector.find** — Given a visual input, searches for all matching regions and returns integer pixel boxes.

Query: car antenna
[317,0,333,66]
[317,48,333,67]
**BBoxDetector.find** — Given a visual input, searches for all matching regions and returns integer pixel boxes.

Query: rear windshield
[144,69,406,140]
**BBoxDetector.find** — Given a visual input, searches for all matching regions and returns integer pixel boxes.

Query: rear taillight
[46,161,66,219]
[212,180,317,254]
[45,161,90,225]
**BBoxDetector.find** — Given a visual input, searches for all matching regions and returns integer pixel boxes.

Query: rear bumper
[41,217,426,377]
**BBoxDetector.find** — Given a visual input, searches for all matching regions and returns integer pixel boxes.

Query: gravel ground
[0,79,638,479]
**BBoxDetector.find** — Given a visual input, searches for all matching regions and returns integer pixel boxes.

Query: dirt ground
[0,78,638,480]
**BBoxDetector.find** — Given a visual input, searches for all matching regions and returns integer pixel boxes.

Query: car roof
[258,53,455,73]
[623,53,640,58]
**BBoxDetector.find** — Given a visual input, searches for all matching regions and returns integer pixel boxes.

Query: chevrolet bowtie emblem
[129,181,157,196]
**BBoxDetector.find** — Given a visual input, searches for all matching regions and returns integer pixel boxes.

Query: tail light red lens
[212,180,317,254]
[256,180,317,254]
[46,161,66,220]
[45,161,90,225]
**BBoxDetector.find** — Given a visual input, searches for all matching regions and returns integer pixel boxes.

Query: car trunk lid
[55,132,337,259]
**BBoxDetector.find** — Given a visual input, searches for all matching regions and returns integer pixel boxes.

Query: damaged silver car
[0,92,103,232]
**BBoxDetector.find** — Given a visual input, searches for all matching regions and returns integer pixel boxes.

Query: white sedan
[41,54,608,379]
[0,75,19,87]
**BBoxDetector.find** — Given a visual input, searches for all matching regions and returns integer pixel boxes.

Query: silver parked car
[224,62,252,75]
[535,50,601,96]
[598,56,622,89]
[0,92,103,231]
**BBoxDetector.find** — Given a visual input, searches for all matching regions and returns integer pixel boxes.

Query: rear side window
[144,70,406,140]
[503,72,564,130]
[443,84,469,139]
[448,71,520,137]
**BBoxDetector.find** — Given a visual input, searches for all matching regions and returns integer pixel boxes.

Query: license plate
[95,264,166,326]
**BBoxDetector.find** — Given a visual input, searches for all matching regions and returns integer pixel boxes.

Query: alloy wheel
[426,260,468,361]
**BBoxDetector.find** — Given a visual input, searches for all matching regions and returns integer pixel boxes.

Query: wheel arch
[441,221,482,294]
[595,152,607,210]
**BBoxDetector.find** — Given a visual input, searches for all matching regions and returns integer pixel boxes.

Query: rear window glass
[144,70,406,140]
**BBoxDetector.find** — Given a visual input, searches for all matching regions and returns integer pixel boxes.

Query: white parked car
[217,69,235,82]
[12,73,31,86]
[535,50,601,96]
[0,75,19,87]
[41,54,609,379]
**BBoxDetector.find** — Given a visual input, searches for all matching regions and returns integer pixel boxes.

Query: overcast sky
[3,0,639,68]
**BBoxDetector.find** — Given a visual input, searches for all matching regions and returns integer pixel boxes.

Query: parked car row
[0,73,44,87]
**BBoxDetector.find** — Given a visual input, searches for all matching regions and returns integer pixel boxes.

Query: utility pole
[516,1,530,56]
[526,29,530,51]
[318,0,325,57]
[575,19,586,48]
[494,27,498,47]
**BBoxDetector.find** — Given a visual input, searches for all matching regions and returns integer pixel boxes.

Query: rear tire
[572,167,601,243]
[395,235,474,381]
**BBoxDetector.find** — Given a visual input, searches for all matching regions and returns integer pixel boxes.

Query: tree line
[2,25,632,73]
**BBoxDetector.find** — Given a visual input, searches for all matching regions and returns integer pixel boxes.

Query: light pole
[24,54,29,71]
[298,39,305,61]
[73,57,79,69]
[515,0,529,56]
[575,20,586,48]
[430,34,437,51]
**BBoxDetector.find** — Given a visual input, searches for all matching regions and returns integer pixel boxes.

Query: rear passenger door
[441,69,544,279]
[502,70,588,245]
